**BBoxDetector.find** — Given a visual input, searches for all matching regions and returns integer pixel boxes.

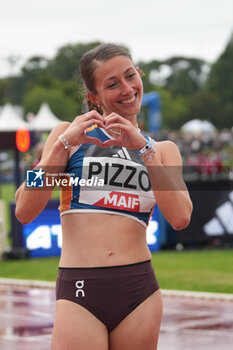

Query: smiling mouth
[119,94,137,105]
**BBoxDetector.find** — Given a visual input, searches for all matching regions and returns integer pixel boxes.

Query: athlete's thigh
[109,289,163,350]
[51,300,108,350]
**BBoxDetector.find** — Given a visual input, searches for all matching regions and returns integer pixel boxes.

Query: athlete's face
[91,56,143,119]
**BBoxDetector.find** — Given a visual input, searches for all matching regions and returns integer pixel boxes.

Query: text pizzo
[88,162,151,192]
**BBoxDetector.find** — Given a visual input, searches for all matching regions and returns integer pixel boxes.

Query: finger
[102,139,121,148]
[105,123,130,131]
[105,114,126,123]
[79,111,104,123]
[90,110,104,118]
[83,118,105,129]
[104,114,129,126]
[86,111,103,120]
[84,136,104,147]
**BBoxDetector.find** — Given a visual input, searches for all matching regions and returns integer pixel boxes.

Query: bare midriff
[59,213,151,267]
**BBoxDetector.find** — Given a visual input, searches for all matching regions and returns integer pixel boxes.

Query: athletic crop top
[59,125,156,228]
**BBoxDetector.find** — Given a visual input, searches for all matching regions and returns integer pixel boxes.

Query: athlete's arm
[15,111,105,224]
[100,113,192,230]
[144,140,193,230]
[15,122,71,224]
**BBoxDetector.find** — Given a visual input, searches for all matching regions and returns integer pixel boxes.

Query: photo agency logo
[26,168,45,188]
[25,167,105,190]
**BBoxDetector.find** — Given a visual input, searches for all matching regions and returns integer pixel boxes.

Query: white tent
[181,119,216,134]
[29,103,61,131]
[0,103,29,131]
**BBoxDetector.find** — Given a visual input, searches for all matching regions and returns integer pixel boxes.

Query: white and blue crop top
[59,124,156,228]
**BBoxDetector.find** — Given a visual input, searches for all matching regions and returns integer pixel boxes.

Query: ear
[86,92,101,106]
[136,66,145,78]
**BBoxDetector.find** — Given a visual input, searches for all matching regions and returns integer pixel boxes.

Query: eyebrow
[104,67,135,82]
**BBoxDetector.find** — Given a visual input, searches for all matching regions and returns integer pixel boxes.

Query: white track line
[0,277,233,301]
[0,278,55,289]
[162,289,233,301]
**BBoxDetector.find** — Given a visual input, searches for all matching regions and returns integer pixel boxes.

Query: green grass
[0,256,60,281]
[0,183,16,234]
[0,250,233,294]
[152,249,233,294]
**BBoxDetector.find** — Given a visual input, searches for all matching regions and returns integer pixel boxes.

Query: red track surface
[0,284,233,350]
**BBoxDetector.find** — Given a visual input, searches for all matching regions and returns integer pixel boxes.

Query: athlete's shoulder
[49,121,71,138]
[156,140,182,165]
[42,121,70,149]
[156,140,180,151]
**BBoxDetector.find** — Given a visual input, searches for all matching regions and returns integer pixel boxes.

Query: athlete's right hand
[62,111,105,147]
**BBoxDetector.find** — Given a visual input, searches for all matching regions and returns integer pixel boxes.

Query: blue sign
[142,92,161,132]
[22,208,62,257]
[146,205,160,251]
[22,202,160,257]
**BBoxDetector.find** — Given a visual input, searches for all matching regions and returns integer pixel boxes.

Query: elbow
[14,190,29,224]
[171,215,191,230]
[171,204,193,231]
[15,206,32,225]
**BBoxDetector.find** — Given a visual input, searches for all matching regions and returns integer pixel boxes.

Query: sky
[0,0,233,77]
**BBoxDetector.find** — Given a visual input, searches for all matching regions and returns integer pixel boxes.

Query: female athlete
[15,43,192,350]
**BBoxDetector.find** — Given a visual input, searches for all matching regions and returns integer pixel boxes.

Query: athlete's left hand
[103,113,147,150]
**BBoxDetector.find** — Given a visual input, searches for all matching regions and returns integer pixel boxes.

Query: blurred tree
[9,56,49,104]
[23,56,49,71]
[0,79,11,104]
[207,33,233,101]
[47,42,102,81]
[219,102,233,129]
[188,90,221,125]
[165,57,207,96]
[138,57,208,97]
[165,67,199,96]
[9,42,103,107]
[152,86,189,129]
[205,33,233,128]
[23,86,80,121]
[30,76,84,112]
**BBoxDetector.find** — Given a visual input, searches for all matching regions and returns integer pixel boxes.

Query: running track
[0,280,233,350]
